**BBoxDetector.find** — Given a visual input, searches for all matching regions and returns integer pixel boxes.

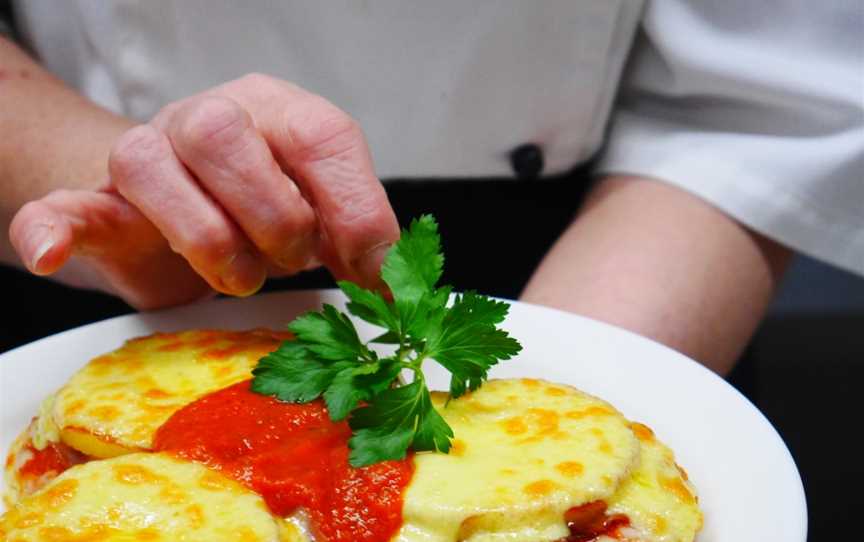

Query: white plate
[0,289,806,541]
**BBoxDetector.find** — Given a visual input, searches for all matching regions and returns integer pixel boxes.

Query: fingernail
[28,226,55,274]
[351,242,392,288]
[274,233,320,272]
[220,250,266,296]
[302,254,322,271]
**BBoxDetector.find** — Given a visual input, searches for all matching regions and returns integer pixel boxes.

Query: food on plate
[3,396,87,507]
[52,328,289,457]
[399,379,642,541]
[4,356,702,540]
[3,329,288,505]
[0,453,300,541]
[604,423,703,541]
[1,216,702,540]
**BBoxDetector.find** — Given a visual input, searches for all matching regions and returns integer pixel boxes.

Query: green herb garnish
[251,215,522,467]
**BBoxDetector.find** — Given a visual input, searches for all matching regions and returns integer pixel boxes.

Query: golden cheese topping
[4,400,86,507]
[0,453,295,542]
[51,329,287,456]
[30,396,60,451]
[605,423,703,542]
[4,320,702,542]
[4,427,31,508]
[396,378,641,541]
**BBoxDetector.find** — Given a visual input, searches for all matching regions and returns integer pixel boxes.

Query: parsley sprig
[251,215,522,467]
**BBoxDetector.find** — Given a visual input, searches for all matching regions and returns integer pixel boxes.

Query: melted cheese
[4,398,71,507]
[51,329,286,456]
[605,423,703,542]
[396,379,641,541]
[3,427,31,508]
[31,396,60,451]
[6,322,702,541]
[0,453,297,542]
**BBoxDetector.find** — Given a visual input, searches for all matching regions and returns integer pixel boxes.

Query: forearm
[0,37,133,265]
[520,175,792,375]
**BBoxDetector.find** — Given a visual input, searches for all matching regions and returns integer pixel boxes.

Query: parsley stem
[395,355,427,384]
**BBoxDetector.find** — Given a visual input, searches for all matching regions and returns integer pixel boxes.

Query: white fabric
[14,0,642,178]
[596,0,864,275]
[11,0,864,274]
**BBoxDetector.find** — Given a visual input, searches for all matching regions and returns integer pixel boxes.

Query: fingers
[109,125,267,296]
[210,75,400,287]
[9,189,137,275]
[112,74,398,295]
[163,96,318,272]
[9,189,213,309]
[271,96,399,287]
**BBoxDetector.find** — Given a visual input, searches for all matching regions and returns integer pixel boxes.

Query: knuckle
[176,96,250,153]
[285,98,362,160]
[340,204,393,243]
[109,125,170,183]
[317,109,361,147]
[335,189,383,226]
[178,218,237,263]
[330,195,399,255]
[238,72,276,89]
[306,117,361,161]
[150,100,185,130]
[258,214,317,256]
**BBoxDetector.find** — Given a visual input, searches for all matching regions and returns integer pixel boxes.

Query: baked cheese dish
[52,329,289,457]
[1,453,302,541]
[2,330,702,541]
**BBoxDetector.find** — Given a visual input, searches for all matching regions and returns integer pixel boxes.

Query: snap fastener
[509,143,544,180]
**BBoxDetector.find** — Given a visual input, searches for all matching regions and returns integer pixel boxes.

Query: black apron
[1,164,593,353]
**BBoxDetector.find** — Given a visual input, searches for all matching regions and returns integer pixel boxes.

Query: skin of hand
[521,176,792,375]
[2,40,399,309]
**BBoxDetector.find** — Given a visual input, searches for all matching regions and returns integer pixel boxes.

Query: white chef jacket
[11,0,864,275]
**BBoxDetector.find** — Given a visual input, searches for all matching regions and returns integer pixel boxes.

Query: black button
[509,143,544,180]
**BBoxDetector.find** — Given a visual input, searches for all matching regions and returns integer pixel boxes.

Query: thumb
[9,188,156,275]
[9,188,215,310]
[10,190,80,275]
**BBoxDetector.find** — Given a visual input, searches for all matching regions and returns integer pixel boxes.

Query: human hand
[9,74,399,309]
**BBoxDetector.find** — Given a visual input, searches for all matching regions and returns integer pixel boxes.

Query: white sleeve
[596,0,864,276]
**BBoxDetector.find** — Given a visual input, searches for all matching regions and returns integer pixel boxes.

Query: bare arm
[0,37,133,264]
[521,175,792,374]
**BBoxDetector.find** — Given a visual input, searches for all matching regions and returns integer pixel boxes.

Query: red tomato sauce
[153,380,414,542]
[18,440,87,479]
[561,501,630,541]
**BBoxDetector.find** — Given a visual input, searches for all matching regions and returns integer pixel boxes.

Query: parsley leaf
[381,215,443,307]
[251,342,351,403]
[323,360,402,421]
[251,214,522,467]
[381,216,448,338]
[348,381,453,466]
[288,304,371,362]
[338,281,397,331]
[425,292,522,398]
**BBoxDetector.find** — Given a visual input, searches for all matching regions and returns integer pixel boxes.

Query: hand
[9,74,399,309]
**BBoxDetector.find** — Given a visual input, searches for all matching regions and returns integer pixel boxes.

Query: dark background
[1,175,861,540]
